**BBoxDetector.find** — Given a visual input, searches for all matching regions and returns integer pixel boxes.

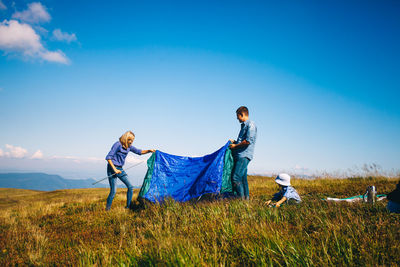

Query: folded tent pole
[92,161,145,185]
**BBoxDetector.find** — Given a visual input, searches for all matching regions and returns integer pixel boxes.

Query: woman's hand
[142,149,156,154]
[107,159,121,175]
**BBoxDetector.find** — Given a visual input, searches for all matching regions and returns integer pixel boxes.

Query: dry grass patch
[0,177,399,266]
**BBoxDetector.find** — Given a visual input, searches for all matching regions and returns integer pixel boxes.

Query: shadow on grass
[129,193,240,213]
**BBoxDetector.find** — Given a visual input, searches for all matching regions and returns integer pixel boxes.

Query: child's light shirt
[272,186,301,203]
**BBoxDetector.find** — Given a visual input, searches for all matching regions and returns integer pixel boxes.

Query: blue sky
[0,0,399,185]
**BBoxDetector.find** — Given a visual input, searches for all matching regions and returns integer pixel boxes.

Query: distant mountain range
[0,173,109,191]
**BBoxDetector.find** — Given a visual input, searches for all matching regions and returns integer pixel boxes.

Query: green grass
[0,176,399,266]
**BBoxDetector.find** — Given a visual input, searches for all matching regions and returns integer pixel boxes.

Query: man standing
[229,106,257,200]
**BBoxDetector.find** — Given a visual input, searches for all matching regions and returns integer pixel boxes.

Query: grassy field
[0,176,399,266]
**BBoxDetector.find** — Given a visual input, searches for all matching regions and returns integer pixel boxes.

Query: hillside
[0,173,107,191]
[0,176,399,266]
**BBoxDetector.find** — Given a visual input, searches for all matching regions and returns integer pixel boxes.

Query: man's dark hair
[236,106,249,116]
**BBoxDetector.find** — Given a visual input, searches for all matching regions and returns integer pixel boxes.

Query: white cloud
[12,2,50,24]
[3,144,28,158]
[40,49,69,64]
[87,157,105,163]
[31,150,43,159]
[0,20,69,64]
[34,25,49,36]
[52,29,77,43]
[50,155,104,164]
[48,155,144,167]
[0,20,42,54]
[294,164,309,171]
[0,0,7,10]
[0,148,3,157]
[50,155,79,161]
[126,154,144,165]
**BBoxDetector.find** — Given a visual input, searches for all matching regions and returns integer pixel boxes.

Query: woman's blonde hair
[119,131,135,149]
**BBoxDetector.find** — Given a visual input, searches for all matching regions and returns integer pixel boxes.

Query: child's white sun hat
[275,173,291,186]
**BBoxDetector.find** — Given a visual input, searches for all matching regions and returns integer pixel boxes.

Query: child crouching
[265,173,301,207]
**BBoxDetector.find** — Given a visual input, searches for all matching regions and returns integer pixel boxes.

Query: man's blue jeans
[106,164,134,210]
[387,201,400,213]
[232,157,250,199]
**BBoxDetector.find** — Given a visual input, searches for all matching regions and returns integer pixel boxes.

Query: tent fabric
[325,194,387,202]
[138,141,234,203]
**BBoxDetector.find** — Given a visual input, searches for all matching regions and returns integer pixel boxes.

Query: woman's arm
[107,159,121,174]
[141,149,156,155]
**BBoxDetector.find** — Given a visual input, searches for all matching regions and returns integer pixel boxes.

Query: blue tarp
[139,141,233,202]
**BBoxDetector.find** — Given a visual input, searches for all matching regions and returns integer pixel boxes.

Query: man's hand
[229,139,249,150]
[265,200,272,206]
[114,169,122,174]
[229,139,235,143]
